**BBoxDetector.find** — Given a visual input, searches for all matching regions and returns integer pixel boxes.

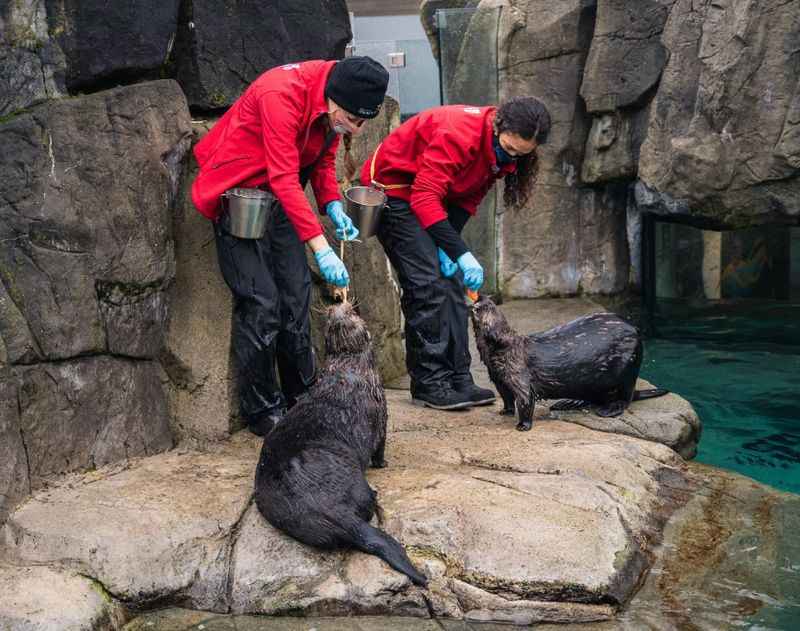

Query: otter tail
[633,388,669,401]
[349,521,428,587]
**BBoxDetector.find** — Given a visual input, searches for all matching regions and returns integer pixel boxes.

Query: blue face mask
[493,134,517,166]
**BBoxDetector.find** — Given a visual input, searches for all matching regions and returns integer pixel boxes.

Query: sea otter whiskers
[254,302,427,587]
[470,296,667,431]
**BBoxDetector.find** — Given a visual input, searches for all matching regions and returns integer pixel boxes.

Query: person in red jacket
[362,97,551,410]
[192,57,389,436]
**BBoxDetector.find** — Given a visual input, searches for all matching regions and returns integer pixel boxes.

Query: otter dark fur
[470,296,667,431]
[254,302,427,587]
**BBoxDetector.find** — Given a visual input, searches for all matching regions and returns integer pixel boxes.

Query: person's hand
[438,248,458,278]
[314,246,350,287]
[457,251,484,290]
[325,200,359,241]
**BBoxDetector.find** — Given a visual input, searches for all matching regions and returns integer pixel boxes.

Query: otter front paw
[371,458,388,469]
[499,407,515,416]
[516,419,533,431]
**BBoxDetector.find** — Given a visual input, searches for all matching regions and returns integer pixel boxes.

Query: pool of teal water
[640,301,800,495]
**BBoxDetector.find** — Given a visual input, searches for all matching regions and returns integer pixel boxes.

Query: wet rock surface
[120,464,800,630]
[0,405,687,624]
[1,298,701,627]
[0,563,128,631]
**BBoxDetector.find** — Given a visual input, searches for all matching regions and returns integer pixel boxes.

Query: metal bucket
[221,188,274,239]
[344,186,387,239]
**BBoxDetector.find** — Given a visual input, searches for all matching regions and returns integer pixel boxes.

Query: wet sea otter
[255,302,427,587]
[470,296,667,431]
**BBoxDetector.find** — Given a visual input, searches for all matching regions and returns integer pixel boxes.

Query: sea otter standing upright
[470,296,667,431]
[255,302,427,587]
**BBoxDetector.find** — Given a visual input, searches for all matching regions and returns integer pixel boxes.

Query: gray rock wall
[173,0,352,110]
[496,0,630,297]
[637,0,800,228]
[0,80,190,521]
[438,0,799,297]
[0,0,355,520]
[1,0,351,116]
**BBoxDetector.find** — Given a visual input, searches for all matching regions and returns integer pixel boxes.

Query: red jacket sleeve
[259,91,324,242]
[410,130,477,229]
[309,135,342,213]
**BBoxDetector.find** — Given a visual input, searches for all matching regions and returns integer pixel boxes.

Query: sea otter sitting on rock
[470,295,667,431]
[255,302,428,587]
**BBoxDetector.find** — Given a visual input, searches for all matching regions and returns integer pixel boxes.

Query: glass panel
[653,223,795,306]
[435,6,502,291]
[396,38,440,119]
[437,6,500,105]
[645,222,800,344]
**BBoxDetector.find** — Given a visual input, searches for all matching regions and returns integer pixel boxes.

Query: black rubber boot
[453,382,496,406]
[411,382,473,410]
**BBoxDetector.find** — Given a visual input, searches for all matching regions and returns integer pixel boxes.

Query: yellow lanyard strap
[370,143,410,191]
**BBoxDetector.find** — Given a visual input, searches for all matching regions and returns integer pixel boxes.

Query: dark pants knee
[377,198,471,391]
[214,208,315,420]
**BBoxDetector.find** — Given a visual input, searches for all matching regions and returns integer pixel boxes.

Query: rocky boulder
[0,357,173,524]
[0,564,128,631]
[0,0,182,117]
[0,80,190,521]
[173,0,352,110]
[1,401,690,624]
[579,0,671,186]
[637,0,800,229]
[1,298,702,626]
[45,0,181,93]
[0,0,66,118]
[0,80,191,361]
[493,0,629,297]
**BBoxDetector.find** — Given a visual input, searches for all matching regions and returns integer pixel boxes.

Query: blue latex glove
[325,200,359,241]
[314,246,350,287]
[457,251,484,290]
[438,248,458,278]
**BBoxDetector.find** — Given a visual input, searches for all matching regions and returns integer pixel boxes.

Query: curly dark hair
[494,96,551,210]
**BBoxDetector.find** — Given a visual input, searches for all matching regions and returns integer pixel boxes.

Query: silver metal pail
[344,186,387,239]
[221,188,274,239]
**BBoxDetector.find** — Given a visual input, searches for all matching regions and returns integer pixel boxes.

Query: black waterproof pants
[377,197,473,393]
[214,206,315,422]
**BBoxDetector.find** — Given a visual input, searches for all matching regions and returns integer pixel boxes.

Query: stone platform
[0,298,713,629]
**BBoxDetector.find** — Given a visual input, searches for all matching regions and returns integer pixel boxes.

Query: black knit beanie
[325,56,390,119]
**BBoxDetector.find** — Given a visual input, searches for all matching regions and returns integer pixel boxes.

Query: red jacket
[192,60,341,242]
[360,105,516,229]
